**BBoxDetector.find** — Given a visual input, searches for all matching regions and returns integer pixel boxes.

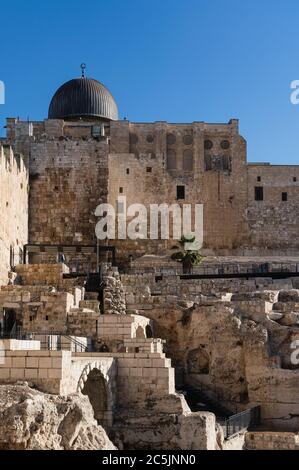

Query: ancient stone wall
[247,164,299,253]
[28,137,108,248]
[4,119,108,271]
[121,271,299,430]
[4,117,299,262]
[109,119,249,260]
[245,432,299,450]
[15,263,69,286]
[0,144,28,285]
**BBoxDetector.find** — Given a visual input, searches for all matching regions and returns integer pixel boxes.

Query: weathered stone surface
[0,145,28,286]
[279,312,299,326]
[278,290,299,303]
[245,432,299,450]
[268,312,284,321]
[103,267,126,315]
[0,384,116,450]
[231,291,278,302]
[5,113,299,266]
[112,395,219,450]
[120,273,299,431]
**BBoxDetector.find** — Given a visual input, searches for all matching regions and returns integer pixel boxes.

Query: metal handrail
[61,333,90,352]
[223,406,261,439]
[6,330,92,353]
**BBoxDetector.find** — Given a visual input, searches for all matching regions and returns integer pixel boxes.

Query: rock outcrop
[0,383,116,450]
[112,394,221,450]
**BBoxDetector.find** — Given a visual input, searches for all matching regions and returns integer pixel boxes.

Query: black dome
[48,77,118,121]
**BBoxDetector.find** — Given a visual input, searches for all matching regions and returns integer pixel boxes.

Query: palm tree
[171,235,204,274]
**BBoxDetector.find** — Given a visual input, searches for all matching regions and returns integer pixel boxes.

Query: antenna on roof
[80,63,86,78]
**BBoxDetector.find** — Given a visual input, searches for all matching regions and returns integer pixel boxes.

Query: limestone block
[38,369,48,379]
[278,290,299,302]
[129,368,143,377]
[0,369,10,379]
[157,368,170,378]
[48,369,62,379]
[143,368,157,378]
[25,369,38,379]
[10,368,25,379]
[26,357,39,368]
[12,357,26,368]
[39,358,52,368]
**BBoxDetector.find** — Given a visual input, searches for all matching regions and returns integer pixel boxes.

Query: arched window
[167,149,177,170]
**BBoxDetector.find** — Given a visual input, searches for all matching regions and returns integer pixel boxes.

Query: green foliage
[171,235,204,273]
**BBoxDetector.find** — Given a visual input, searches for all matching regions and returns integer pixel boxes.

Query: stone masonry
[1,115,298,267]
[0,144,28,285]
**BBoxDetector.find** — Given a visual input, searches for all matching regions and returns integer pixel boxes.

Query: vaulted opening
[3,309,17,336]
[81,369,110,428]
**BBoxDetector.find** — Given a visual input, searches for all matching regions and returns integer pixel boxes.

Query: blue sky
[0,0,299,164]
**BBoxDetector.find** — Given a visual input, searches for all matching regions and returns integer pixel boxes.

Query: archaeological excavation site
[0,71,299,452]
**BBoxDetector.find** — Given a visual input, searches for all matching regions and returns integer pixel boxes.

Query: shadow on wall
[81,368,111,429]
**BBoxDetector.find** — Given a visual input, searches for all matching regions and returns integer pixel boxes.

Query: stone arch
[77,362,114,429]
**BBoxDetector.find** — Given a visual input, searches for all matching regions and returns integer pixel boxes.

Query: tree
[171,235,204,274]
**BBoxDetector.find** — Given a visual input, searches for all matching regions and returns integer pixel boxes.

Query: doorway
[3,309,17,335]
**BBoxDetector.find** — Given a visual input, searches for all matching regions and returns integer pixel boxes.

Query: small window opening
[282,192,288,201]
[177,185,185,200]
[255,187,264,201]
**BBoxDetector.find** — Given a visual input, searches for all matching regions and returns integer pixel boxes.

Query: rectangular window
[282,192,288,201]
[293,177,297,182]
[126,168,130,175]
[177,185,185,200]
[255,186,264,201]
[119,187,123,194]
[146,167,152,173]
[257,176,261,182]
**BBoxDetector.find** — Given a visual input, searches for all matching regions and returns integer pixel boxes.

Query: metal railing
[129,262,299,277]
[1,329,92,353]
[222,406,261,439]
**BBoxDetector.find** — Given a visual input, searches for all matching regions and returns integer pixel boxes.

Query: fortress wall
[28,137,109,248]
[247,165,299,251]
[4,117,299,263]
[0,145,28,285]
[109,119,250,261]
